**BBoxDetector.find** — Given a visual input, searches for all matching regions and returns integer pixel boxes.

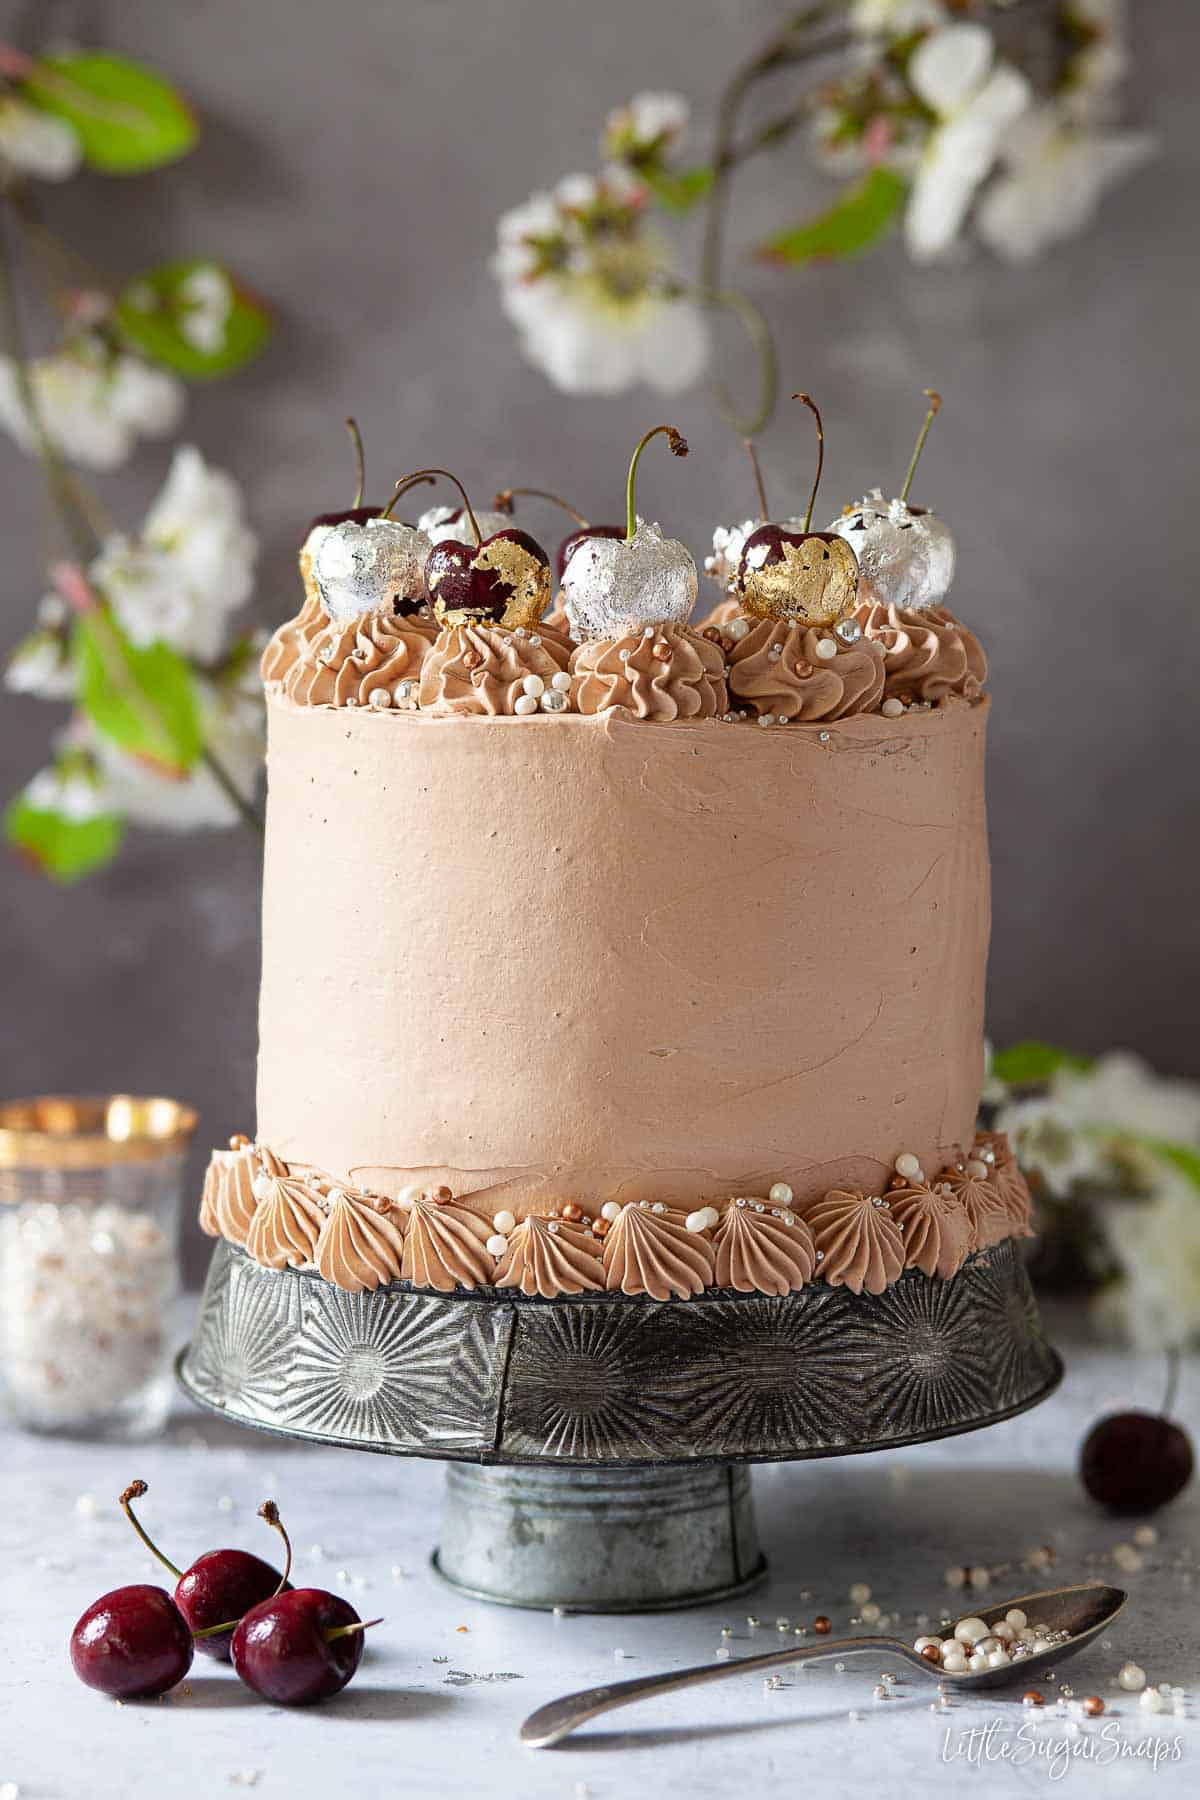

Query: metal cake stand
[178,1238,1061,1612]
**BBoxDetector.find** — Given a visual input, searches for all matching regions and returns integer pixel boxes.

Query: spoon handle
[519,1634,917,1747]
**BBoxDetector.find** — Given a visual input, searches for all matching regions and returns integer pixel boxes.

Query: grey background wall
[1,0,1197,1283]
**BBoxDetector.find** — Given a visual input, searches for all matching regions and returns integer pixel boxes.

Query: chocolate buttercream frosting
[400,1193,494,1291]
[713,1200,816,1295]
[887,1180,973,1279]
[314,1187,406,1292]
[727,620,885,720]
[856,602,986,703]
[418,624,570,716]
[245,1170,324,1269]
[261,593,327,686]
[975,1133,1036,1236]
[602,1203,715,1300]
[571,624,728,720]
[494,1215,605,1297]
[278,609,435,706]
[941,1166,1011,1249]
[804,1189,905,1295]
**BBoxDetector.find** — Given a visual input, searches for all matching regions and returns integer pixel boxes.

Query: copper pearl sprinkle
[813,1616,832,1635]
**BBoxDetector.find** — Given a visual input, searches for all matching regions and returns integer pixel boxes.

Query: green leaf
[991,1041,1095,1086]
[5,793,123,882]
[74,612,202,775]
[642,164,715,213]
[758,166,906,265]
[23,51,197,174]
[115,260,272,380]
[1136,1137,1200,1194]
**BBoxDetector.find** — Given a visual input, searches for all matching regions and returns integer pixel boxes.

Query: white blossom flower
[4,624,74,700]
[21,761,107,823]
[0,94,81,180]
[976,105,1154,261]
[493,176,708,395]
[849,0,946,38]
[92,672,263,832]
[1093,1166,1200,1351]
[904,23,1031,261]
[604,92,689,166]
[0,336,185,469]
[89,446,258,661]
[176,264,234,354]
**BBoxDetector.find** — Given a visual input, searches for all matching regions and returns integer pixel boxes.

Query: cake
[197,409,1036,1312]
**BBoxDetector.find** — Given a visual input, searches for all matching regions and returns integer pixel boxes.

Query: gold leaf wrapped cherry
[734,394,859,629]
[393,468,551,632]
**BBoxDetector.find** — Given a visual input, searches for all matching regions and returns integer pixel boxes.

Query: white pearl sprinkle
[601,1202,621,1222]
[727,617,750,641]
[368,687,391,708]
[522,672,545,698]
[966,1158,989,1180]
[769,1182,793,1207]
[758,714,774,728]
[642,625,654,638]
[895,1152,921,1181]
[551,670,572,692]
[860,1601,881,1623]
[814,637,837,661]
[1118,1662,1147,1692]
[513,694,539,715]
[954,1617,990,1646]
[881,697,905,718]
[685,1210,712,1235]
[651,1202,666,1214]
[492,1211,516,1234]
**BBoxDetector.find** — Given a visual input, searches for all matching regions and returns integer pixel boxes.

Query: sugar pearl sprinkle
[916,1608,1073,1677]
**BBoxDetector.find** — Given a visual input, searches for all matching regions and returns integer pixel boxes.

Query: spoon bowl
[519,1582,1127,1748]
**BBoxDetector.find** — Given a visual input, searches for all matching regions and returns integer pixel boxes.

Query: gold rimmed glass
[0,1096,197,1438]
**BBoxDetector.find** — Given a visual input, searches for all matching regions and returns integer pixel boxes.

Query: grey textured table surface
[1,1302,1196,1798]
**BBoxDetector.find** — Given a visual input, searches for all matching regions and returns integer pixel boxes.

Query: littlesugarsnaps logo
[940,1717,1184,1782]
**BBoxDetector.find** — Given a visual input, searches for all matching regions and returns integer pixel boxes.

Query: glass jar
[0,1095,196,1438]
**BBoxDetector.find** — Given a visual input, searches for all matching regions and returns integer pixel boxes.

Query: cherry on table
[120,1481,292,1662]
[70,1584,193,1699]
[232,1589,380,1705]
[1080,1411,1194,1514]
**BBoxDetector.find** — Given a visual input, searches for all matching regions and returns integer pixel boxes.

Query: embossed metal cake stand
[178,1238,1061,1612]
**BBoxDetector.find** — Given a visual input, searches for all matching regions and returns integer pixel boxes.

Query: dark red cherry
[119,1483,292,1663]
[231,1589,377,1706]
[177,1548,292,1661]
[425,527,550,628]
[556,523,624,582]
[70,1585,193,1699]
[734,394,860,627]
[1080,1411,1194,1514]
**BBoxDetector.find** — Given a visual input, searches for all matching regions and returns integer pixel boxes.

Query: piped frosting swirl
[727,620,885,720]
[571,624,728,720]
[244,1170,324,1269]
[713,1200,816,1295]
[418,624,570,716]
[975,1133,1036,1237]
[804,1189,905,1295]
[494,1215,605,1297]
[314,1187,406,1292]
[400,1193,494,1290]
[603,1203,715,1299]
[857,602,986,703]
[887,1181,972,1279]
[280,609,436,706]
[941,1166,1012,1248]
[260,593,327,687]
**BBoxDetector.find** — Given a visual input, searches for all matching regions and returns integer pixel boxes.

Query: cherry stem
[491,486,589,527]
[792,392,824,533]
[119,1480,183,1581]
[899,389,942,505]
[384,468,479,542]
[744,438,769,519]
[344,417,365,509]
[1162,1346,1181,1417]
[258,1500,293,1596]
[624,425,689,542]
[324,1617,383,1645]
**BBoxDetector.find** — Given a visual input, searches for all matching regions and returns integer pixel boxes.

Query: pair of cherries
[69,1484,378,1705]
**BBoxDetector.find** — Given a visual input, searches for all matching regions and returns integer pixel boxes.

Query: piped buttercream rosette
[727,620,884,721]
[260,594,328,688]
[856,602,985,704]
[803,1189,905,1295]
[602,1202,715,1300]
[494,1215,605,1298]
[570,623,728,721]
[313,1187,407,1292]
[974,1133,1036,1237]
[280,609,436,707]
[400,1192,494,1291]
[712,1199,816,1295]
[886,1180,973,1279]
[418,624,570,717]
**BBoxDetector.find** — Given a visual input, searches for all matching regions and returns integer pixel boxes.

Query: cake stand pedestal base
[431,1462,764,1612]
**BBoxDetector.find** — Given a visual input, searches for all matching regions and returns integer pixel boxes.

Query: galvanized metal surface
[432,1462,765,1611]
[178,1238,1062,1466]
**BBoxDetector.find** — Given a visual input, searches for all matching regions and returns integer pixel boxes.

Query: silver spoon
[520,1582,1126,1748]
